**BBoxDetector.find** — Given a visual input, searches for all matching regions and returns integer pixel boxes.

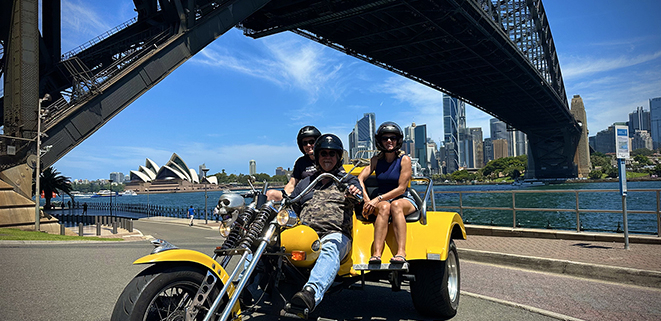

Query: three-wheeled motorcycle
[111,161,466,321]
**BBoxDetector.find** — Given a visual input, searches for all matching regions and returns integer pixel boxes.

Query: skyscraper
[483,138,494,165]
[443,95,465,173]
[470,128,484,168]
[629,106,651,136]
[490,118,508,141]
[650,97,661,149]
[349,113,376,158]
[249,160,256,175]
[414,124,428,170]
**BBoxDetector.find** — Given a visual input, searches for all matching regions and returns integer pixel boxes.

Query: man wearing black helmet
[358,121,417,265]
[288,134,363,313]
[266,126,321,201]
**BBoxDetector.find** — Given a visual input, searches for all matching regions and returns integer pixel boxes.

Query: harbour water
[52,181,661,235]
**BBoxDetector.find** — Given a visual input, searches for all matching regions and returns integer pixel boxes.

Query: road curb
[458,248,661,289]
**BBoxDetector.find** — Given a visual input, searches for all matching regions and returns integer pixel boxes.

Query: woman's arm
[357,156,378,202]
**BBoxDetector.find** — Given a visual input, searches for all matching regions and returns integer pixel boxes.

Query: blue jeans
[305,232,351,307]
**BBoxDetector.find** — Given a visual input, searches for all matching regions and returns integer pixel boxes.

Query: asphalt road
[1,220,659,321]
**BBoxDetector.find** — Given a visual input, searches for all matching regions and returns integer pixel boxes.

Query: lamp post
[109,179,115,233]
[34,94,51,231]
[146,187,150,219]
[202,168,209,224]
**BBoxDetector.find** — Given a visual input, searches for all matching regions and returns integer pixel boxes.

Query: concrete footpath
[67,216,661,289]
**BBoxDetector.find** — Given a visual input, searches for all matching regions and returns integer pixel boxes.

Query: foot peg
[281,303,309,319]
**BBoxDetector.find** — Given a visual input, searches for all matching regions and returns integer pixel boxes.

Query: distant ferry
[121,190,138,196]
[91,190,120,197]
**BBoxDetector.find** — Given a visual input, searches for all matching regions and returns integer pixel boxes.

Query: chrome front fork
[202,222,278,321]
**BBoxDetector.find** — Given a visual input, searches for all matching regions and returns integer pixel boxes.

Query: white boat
[91,190,120,197]
[512,179,546,186]
[121,190,138,196]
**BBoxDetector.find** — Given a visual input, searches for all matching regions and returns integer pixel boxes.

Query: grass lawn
[0,228,122,241]
[627,172,650,179]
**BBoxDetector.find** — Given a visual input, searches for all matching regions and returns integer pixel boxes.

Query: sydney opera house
[125,153,219,193]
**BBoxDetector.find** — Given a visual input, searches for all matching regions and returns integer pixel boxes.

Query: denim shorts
[390,189,419,211]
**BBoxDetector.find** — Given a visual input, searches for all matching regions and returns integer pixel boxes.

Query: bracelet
[377,195,383,201]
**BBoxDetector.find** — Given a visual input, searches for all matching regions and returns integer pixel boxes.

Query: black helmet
[313,134,344,172]
[375,121,403,152]
[297,125,321,154]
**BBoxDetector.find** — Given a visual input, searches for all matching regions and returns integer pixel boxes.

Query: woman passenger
[358,121,418,264]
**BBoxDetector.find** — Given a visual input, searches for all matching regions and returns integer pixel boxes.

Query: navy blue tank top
[375,156,403,194]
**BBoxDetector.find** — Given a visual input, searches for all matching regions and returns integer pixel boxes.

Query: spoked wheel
[409,240,460,319]
[111,265,224,321]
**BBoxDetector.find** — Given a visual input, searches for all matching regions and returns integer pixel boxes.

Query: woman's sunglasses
[381,136,398,142]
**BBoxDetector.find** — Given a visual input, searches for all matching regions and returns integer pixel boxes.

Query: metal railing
[434,188,661,236]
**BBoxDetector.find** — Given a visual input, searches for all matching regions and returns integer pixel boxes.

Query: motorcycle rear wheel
[111,264,223,321]
[409,240,460,319]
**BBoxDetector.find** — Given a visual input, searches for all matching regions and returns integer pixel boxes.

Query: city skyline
[21,0,660,180]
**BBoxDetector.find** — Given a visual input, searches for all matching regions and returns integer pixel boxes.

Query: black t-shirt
[292,155,316,180]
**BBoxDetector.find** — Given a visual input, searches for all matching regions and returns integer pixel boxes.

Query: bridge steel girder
[38,0,272,169]
[241,0,581,178]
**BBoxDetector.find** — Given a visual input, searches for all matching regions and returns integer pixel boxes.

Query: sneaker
[290,285,316,312]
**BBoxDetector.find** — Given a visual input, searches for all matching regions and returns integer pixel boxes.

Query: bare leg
[371,202,391,258]
[390,200,416,257]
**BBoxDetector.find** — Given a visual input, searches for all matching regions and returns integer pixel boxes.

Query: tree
[632,148,653,157]
[588,170,603,179]
[590,152,611,169]
[36,167,73,210]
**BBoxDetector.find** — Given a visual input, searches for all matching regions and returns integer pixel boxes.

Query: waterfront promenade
[54,209,661,290]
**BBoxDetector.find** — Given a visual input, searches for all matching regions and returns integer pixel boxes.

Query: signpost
[615,125,629,249]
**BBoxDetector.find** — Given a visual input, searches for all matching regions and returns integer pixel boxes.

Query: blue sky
[47,0,661,180]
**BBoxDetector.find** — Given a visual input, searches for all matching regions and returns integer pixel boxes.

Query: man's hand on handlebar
[346,184,363,203]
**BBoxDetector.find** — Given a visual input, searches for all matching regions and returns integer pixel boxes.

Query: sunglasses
[302,139,316,146]
[381,136,398,142]
[319,150,337,157]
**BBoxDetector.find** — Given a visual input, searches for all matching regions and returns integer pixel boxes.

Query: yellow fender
[133,249,241,317]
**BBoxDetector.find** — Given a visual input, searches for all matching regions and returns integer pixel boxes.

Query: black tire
[410,240,460,319]
[111,264,224,321]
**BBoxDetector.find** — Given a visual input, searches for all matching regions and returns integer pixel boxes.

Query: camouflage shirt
[291,170,362,239]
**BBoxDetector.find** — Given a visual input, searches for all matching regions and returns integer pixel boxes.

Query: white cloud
[193,35,346,105]
[561,51,661,79]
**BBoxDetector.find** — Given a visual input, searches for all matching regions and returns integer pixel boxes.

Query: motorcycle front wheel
[111,264,224,321]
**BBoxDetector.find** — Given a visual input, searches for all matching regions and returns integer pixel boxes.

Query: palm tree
[35,167,73,210]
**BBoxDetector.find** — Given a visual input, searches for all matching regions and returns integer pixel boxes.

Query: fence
[433,188,661,236]
[49,213,134,236]
[64,201,226,222]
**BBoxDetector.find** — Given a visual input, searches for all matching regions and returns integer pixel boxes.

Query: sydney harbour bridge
[1,0,582,205]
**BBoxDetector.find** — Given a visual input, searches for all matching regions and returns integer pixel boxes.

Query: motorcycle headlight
[219,223,232,238]
[277,208,298,227]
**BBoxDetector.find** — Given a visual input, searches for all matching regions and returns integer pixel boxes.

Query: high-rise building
[490,118,508,141]
[470,128,484,168]
[509,130,527,157]
[570,95,592,178]
[483,138,494,165]
[492,139,508,160]
[443,95,465,172]
[650,97,661,149]
[632,130,653,150]
[109,172,125,182]
[349,113,376,159]
[426,139,440,174]
[593,125,621,154]
[629,106,651,136]
[199,164,207,178]
[249,160,256,175]
[414,124,428,170]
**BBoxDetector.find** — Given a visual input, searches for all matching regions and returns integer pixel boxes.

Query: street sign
[615,125,629,159]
